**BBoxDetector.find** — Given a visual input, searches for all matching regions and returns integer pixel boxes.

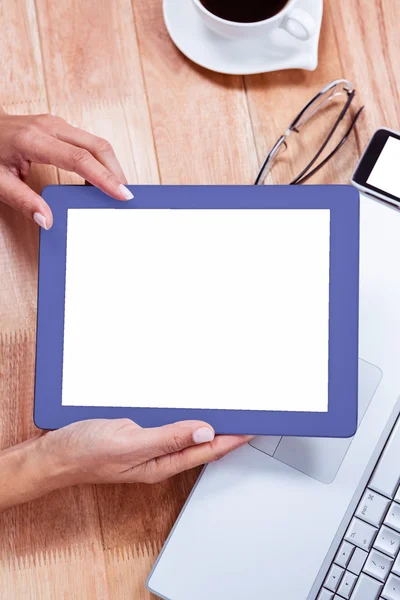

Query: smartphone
[351,127,400,209]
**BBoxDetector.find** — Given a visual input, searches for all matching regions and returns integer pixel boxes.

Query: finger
[128,420,216,461]
[26,135,132,201]
[55,123,127,183]
[0,169,53,228]
[141,435,253,484]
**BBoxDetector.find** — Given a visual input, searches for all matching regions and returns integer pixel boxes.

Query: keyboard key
[392,552,400,576]
[394,485,400,504]
[349,573,382,599]
[370,419,400,499]
[374,526,400,558]
[385,503,400,532]
[335,541,355,568]
[363,549,393,582]
[345,518,377,551]
[317,589,334,600]
[356,489,390,527]
[348,547,368,575]
[324,564,344,592]
[382,573,400,600]
[337,570,357,598]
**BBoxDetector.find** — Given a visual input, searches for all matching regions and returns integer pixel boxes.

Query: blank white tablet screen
[62,209,330,412]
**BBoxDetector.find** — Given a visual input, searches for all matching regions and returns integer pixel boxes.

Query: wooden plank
[0,207,40,335]
[1,544,110,600]
[326,0,400,150]
[0,331,37,450]
[132,0,258,184]
[0,0,46,105]
[0,151,56,336]
[35,0,159,184]
[0,0,53,331]
[35,0,144,104]
[104,545,157,600]
[0,333,110,598]
[98,469,198,599]
[96,470,199,553]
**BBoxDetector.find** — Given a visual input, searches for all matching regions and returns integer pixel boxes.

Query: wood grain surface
[0,0,399,598]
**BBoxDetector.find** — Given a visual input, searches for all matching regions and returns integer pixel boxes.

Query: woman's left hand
[0,418,252,512]
[37,418,251,486]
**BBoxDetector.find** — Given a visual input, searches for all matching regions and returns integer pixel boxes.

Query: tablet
[34,185,359,436]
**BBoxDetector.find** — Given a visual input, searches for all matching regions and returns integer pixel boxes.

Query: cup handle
[281,8,317,41]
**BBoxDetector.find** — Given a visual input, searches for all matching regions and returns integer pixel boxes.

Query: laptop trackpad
[250,359,382,484]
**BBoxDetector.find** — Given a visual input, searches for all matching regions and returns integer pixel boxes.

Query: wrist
[0,435,72,512]
[34,433,79,488]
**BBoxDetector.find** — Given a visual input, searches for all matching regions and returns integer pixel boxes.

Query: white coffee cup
[192,0,317,42]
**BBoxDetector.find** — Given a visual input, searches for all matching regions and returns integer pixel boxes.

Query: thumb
[133,420,215,460]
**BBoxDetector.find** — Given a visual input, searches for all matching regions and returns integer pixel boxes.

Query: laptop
[147,194,400,600]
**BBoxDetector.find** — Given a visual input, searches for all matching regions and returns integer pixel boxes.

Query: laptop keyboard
[317,416,400,600]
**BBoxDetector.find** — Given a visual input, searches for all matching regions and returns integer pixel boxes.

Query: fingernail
[193,427,215,445]
[33,212,48,230]
[119,184,134,200]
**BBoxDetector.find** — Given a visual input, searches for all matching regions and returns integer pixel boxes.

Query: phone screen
[353,129,400,203]
[367,136,400,199]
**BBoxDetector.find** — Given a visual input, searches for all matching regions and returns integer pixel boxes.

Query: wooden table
[0,1,399,597]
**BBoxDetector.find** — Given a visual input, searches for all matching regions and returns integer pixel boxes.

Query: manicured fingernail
[193,427,215,444]
[33,212,48,230]
[119,184,134,200]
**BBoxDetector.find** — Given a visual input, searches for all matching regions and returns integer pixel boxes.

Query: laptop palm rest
[249,359,382,483]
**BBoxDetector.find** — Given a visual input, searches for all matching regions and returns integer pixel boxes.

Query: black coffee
[200,0,289,23]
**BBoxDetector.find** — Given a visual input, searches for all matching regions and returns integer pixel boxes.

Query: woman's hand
[0,110,132,230]
[0,419,251,511]
[38,418,251,485]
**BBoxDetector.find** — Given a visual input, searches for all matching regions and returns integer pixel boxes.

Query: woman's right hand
[0,110,132,230]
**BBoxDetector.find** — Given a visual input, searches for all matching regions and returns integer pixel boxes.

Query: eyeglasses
[254,79,364,186]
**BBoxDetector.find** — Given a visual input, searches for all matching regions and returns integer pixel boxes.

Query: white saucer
[163,0,323,75]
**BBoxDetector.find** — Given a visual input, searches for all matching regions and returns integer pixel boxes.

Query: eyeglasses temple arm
[292,106,364,185]
[290,90,356,185]
[254,136,286,185]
